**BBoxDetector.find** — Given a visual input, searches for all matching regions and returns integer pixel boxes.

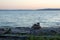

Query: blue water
[0,11,60,27]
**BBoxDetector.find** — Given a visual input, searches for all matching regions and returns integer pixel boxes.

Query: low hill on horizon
[37,8,60,11]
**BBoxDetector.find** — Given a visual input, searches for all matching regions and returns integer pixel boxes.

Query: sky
[0,0,60,9]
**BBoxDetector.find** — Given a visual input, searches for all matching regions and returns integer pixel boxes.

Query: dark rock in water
[31,22,41,29]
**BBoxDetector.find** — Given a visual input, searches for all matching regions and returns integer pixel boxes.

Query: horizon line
[0,8,60,10]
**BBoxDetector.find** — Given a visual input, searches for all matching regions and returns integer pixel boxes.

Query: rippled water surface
[0,11,60,27]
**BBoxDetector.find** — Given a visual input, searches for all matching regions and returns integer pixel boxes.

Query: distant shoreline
[37,9,60,11]
[0,9,60,11]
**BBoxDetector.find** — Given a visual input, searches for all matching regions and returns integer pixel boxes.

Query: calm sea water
[0,11,60,27]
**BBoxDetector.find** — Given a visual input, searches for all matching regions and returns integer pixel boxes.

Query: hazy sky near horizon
[0,0,60,9]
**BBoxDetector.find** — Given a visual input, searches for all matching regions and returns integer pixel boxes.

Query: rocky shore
[0,23,60,40]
